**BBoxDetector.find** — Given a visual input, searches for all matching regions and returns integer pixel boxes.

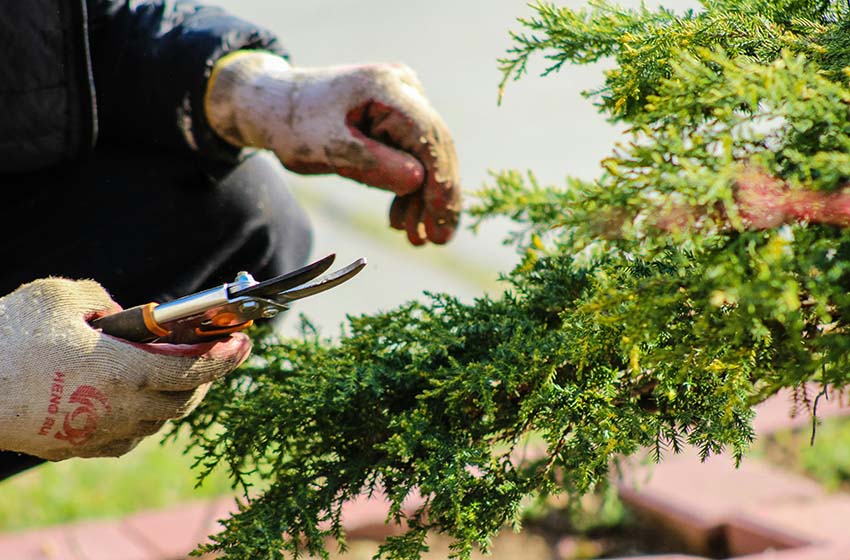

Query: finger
[390,194,411,230]
[334,136,424,195]
[418,131,461,244]
[127,333,251,391]
[283,160,335,175]
[340,104,424,194]
[362,101,461,244]
[423,212,457,245]
[136,419,167,436]
[422,172,460,244]
[141,386,209,420]
[77,438,142,458]
[421,177,460,244]
[422,167,461,217]
[404,195,427,246]
[285,138,424,196]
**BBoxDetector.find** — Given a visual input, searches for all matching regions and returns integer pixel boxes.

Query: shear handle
[91,303,168,343]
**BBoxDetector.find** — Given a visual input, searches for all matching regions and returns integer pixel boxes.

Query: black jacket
[0,0,287,174]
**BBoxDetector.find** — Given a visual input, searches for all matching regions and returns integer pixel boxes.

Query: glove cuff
[204,50,293,149]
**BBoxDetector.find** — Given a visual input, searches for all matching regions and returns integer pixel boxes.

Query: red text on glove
[37,373,111,446]
[37,371,66,436]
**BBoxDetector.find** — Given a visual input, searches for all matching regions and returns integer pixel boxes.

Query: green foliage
[498,0,849,116]
[177,1,850,558]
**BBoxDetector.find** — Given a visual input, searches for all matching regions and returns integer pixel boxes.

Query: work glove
[0,278,251,461]
[204,51,461,246]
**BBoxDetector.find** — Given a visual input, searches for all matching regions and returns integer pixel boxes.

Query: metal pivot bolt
[238,301,260,314]
[230,271,257,294]
[260,307,280,319]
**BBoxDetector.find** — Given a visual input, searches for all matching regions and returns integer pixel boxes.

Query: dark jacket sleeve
[86,0,289,162]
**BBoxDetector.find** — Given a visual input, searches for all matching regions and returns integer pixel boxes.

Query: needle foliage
[176,1,850,558]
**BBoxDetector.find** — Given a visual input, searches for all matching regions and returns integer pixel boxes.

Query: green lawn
[0,428,239,531]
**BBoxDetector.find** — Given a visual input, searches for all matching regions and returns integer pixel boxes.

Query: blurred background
[0,0,707,537]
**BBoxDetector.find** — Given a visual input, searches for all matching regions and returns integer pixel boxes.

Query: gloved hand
[0,278,251,461]
[204,51,461,246]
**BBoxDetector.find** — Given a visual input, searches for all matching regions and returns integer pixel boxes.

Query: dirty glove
[204,51,461,246]
[0,278,251,461]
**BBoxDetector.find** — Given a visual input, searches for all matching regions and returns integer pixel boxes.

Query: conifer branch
[176,2,850,558]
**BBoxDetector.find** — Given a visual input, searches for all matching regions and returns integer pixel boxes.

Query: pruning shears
[91,254,366,343]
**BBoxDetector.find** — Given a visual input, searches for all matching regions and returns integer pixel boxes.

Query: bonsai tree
[175,0,850,557]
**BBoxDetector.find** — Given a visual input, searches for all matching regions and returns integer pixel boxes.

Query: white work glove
[204,51,461,246]
[0,278,251,461]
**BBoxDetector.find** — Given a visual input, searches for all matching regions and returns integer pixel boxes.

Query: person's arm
[87,1,462,245]
[86,0,286,161]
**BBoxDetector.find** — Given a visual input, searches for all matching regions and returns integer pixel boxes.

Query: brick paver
[615,386,850,560]
[122,499,227,559]
[0,517,158,560]
[752,386,850,435]
[0,525,78,560]
[617,448,823,553]
[65,519,156,560]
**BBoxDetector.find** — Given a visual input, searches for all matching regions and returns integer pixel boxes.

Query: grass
[0,428,240,532]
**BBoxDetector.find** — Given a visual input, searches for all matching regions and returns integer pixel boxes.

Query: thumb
[117,333,252,391]
[330,104,425,195]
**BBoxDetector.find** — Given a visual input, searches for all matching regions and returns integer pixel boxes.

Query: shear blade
[275,257,367,303]
[231,253,336,299]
